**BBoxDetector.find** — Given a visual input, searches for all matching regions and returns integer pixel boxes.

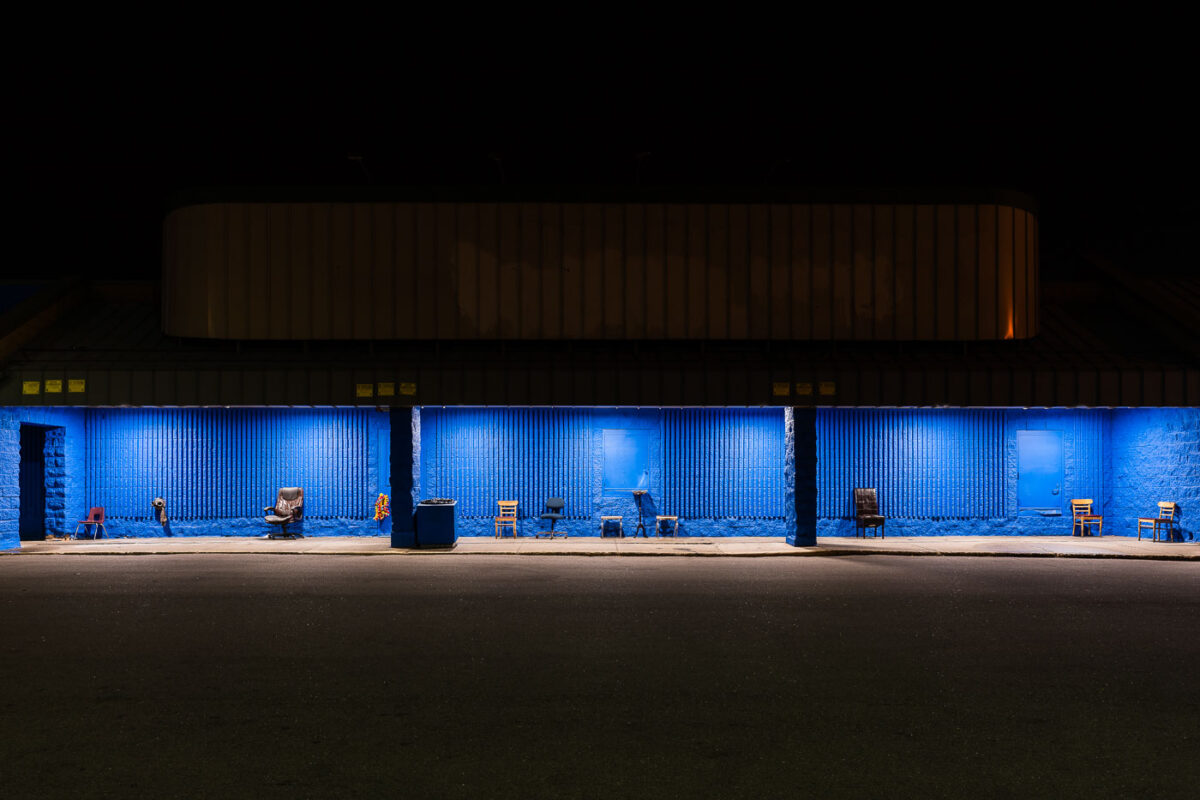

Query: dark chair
[853,489,885,538]
[536,497,567,538]
[264,488,304,538]
[74,507,107,539]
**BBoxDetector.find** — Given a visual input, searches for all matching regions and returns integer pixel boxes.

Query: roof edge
[167,185,1038,215]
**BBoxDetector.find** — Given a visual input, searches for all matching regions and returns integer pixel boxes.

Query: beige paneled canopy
[162,195,1038,342]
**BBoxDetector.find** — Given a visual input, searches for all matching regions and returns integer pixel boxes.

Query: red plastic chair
[74,507,108,539]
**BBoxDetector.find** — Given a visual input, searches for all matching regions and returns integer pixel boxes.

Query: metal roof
[2,269,1197,407]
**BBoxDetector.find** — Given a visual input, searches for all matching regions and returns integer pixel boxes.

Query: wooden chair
[1070,499,1103,537]
[853,489,885,538]
[1137,502,1177,542]
[494,501,518,539]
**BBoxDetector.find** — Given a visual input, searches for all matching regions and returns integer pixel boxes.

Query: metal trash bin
[414,498,457,548]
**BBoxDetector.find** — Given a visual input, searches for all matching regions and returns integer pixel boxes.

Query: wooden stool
[600,516,624,538]
[655,516,679,537]
[495,501,518,538]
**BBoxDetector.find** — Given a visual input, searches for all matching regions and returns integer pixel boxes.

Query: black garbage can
[414,498,457,548]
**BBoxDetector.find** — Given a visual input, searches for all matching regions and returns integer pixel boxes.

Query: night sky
[13,54,1194,282]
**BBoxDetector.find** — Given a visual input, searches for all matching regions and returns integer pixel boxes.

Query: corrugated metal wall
[420,407,787,521]
[662,409,786,519]
[420,408,591,519]
[816,409,1006,519]
[163,201,1038,341]
[83,408,371,520]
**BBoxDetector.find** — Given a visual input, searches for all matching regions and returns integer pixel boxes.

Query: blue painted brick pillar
[390,407,415,547]
[789,407,817,546]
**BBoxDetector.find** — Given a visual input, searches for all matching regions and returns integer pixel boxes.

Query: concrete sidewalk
[5,534,1197,560]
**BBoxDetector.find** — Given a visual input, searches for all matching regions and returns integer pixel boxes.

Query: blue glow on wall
[77,408,387,536]
[419,407,788,536]
[2,404,1196,547]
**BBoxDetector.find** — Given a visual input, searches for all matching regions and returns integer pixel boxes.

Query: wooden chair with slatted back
[1137,502,1177,542]
[495,501,518,539]
[1070,499,1103,537]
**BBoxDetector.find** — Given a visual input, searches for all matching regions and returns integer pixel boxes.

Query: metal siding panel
[831,204,853,339]
[307,204,332,339]
[1013,209,1028,339]
[1029,213,1039,337]
[665,204,688,339]
[769,205,791,339]
[559,204,583,339]
[977,205,997,339]
[475,203,499,339]
[747,205,770,339]
[706,205,728,339]
[873,205,894,340]
[893,205,915,340]
[687,205,707,338]
[935,205,957,340]
[852,204,873,340]
[914,205,936,339]
[268,204,291,338]
[520,203,542,339]
[436,204,457,339]
[202,204,227,338]
[289,204,314,339]
[541,203,563,339]
[787,204,811,339]
[582,205,605,338]
[727,205,749,339]
[329,204,354,339]
[393,203,417,339]
[452,204,479,339]
[601,204,624,338]
[415,204,437,339]
[370,204,394,338]
[350,203,372,338]
[997,205,1014,341]
[957,205,977,340]
[246,205,270,339]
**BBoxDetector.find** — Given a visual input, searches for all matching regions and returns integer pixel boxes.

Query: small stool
[600,516,624,538]
[655,516,679,537]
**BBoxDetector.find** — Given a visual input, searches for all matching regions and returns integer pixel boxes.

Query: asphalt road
[1,555,1196,799]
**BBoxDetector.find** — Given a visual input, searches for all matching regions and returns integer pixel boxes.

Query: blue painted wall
[418,407,789,536]
[79,408,389,537]
[0,407,86,549]
[2,405,1196,547]
[1108,408,1199,541]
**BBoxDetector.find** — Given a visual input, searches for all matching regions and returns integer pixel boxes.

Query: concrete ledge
[3,536,1197,561]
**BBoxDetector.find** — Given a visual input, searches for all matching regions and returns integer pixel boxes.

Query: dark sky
[12,53,1195,281]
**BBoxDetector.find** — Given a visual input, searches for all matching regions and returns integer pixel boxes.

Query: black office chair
[536,497,566,538]
[264,487,304,538]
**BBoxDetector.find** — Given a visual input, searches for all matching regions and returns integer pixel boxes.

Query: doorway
[1017,430,1063,511]
[19,425,46,540]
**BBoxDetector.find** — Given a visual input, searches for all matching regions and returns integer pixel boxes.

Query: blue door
[1017,430,1063,510]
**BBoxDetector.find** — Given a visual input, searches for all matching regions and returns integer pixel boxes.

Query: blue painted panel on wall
[1017,430,1063,509]
[602,429,650,493]
[817,409,1006,520]
[421,408,787,528]
[83,408,377,522]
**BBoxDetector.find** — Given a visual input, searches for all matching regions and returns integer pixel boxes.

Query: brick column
[788,407,817,547]
[390,407,416,546]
